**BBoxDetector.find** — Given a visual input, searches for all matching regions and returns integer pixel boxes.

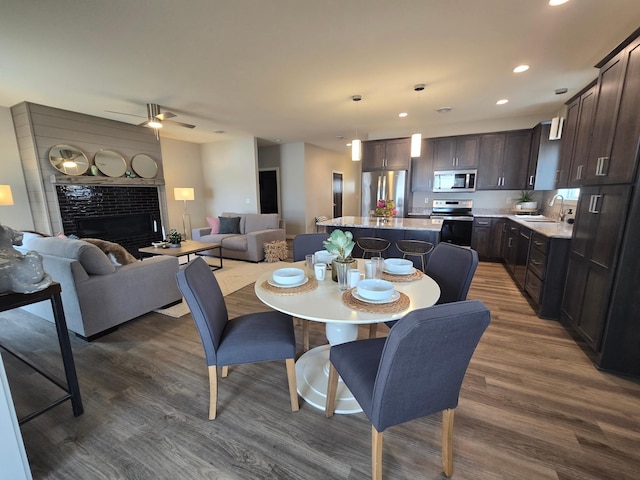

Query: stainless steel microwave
[433,169,477,192]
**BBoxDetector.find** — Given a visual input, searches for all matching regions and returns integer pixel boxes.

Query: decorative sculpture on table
[0,225,52,294]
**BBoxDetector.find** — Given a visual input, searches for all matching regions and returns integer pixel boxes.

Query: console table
[0,283,83,424]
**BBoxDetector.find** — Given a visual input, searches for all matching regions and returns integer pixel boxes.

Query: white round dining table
[254,259,440,414]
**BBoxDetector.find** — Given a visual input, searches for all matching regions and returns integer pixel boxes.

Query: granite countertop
[317,216,443,232]
[475,213,573,239]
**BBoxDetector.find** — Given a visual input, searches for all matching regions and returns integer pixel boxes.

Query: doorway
[259,168,280,214]
[332,172,343,218]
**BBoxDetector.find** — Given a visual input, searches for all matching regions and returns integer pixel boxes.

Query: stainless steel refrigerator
[361,170,407,217]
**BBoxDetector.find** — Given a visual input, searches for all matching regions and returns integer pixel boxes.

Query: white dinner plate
[383,267,416,276]
[268,276,309,289]
[351,290,400,304]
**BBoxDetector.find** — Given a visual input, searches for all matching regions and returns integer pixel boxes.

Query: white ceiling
[2,0,639,154]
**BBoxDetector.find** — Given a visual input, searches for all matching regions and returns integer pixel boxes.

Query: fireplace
[56,185,165,255]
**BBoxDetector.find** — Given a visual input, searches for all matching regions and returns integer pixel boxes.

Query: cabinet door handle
[534,241,544,246]
[529,175,534,186]
[576,164,583,180]
[555,170,560,184]
[589,194,602,214]
[596,157,609,176]
[497,177,501,186]
[508,238,513,248]
[531,260,542,266]
[477,221,490,226]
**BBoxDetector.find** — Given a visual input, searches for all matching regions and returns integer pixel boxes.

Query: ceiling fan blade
[105,109,146,119]
[164,119,196,129]
[154,111,176,121]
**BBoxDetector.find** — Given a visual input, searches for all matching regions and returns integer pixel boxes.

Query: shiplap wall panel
[9,102,167,235]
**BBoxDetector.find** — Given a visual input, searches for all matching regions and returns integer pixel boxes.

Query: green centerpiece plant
[323,229,357,282]
[167,229,182,247]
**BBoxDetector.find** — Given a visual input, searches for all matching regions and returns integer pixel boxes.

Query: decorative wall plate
[49,144,89,176]
[94,150,127,177]
[131,153,158,178]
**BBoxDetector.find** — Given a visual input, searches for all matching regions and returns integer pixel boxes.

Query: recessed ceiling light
[513,65,530,73]
[496,99,509,105]
[549,0,569,6]
[399,112,408,118]
[555,87,568,95]
[436,107,452,113]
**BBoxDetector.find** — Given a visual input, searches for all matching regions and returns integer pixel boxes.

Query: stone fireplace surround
[56,184,164,255]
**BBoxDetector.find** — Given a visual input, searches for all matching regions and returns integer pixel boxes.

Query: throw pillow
[206,216,220,234]
[82,238,137,266]
[218,216,241,234]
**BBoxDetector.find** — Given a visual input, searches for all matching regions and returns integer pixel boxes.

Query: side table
[0,283,83,424]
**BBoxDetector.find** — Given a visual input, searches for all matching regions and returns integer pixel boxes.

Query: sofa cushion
[82,238,137,266]
[22,237,116,275]
[218,216,241,234]
[244,213,278,233]
[221,235,248,251]
[206,216,220,234]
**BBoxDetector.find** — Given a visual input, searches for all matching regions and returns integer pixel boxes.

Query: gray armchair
[176,257,299,419]
[326,300,491,478]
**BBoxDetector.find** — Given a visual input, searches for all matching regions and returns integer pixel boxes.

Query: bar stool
[396,239,435,272]
[356,237,391,258]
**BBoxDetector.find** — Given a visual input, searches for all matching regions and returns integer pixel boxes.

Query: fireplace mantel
[50,175,165,187]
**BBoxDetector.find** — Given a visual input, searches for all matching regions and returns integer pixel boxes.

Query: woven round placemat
[261,277,318,295]
[381,269,424,282]
[342,289,410,313]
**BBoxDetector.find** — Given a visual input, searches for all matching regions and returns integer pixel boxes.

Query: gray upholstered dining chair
[292,232,328,351]
[326,300,491,479]
[176,257,299,420]
[369,242,479,338]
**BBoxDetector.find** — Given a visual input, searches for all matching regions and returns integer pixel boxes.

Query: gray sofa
[17,234,181,340]
[191,212,285,262]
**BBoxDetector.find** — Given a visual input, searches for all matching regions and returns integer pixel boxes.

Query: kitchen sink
[523,217,557,223]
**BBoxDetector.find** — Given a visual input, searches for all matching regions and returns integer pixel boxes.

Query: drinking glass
[335,261,350,290]
[372,257,385,279]
[305,254,315,271]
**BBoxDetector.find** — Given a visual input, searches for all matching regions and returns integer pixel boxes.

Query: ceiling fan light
[411,133,422,157]
[351,139,362,161]
[148,119,162,129]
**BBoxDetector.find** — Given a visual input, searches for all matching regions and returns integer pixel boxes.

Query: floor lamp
[0,185,14,225]
[174,187,194,240]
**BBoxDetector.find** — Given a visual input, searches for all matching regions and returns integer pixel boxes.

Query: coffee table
[138,240,223,270]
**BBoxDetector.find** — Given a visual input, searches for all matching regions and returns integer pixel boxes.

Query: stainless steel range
[431,199,474,247]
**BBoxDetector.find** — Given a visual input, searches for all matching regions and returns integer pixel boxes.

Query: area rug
[154,258,291,318]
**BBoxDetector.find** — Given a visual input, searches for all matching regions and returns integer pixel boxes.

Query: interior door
[258,168,279,214]
[332,172,343,218]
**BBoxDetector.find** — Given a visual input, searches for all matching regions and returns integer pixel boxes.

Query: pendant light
[411,84,425,158]
[351,95,362,161]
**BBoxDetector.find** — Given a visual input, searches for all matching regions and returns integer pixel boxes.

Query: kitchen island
[316,216,442,261]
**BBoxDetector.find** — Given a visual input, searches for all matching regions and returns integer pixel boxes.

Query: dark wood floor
[1,261,639,479]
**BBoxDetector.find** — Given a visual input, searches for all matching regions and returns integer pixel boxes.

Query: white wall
[280,143,306,235]
[160,137,206,237]
[199,137,259,222]
[0,107,34,230]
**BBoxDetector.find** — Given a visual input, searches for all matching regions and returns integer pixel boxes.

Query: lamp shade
[0,185,14,206]
[351,139,362,161]
[410,133,422,157]
[174,187,195,201]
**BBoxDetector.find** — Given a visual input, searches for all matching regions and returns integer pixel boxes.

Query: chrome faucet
[549,194,565,222]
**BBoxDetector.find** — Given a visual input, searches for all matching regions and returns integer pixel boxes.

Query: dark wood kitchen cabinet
[477,130,531,190]
[556,82,597,188]
[410,138,434,191]
[471,217,505,260]
[561,185,632,351]
[433,135,479,170]
[502,220,519,276]
[362,138,411,171]
[584,35,640,185]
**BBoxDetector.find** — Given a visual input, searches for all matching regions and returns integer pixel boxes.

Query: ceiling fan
[106,103,196,130]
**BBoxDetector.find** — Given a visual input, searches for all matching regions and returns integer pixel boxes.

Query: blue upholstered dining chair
[326,300,491,479]
[292,233,329,351]
[370,242,480,337]
[176,257,299,420]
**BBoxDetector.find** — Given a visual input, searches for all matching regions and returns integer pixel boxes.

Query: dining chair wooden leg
[368,323,378,338]
[442,408,455,477]
[372,426,384,480]
[302,318,310,352]
[221,365,229,377]
[325,363,339,417]
[285,358,299,412]
[207,365,218,420]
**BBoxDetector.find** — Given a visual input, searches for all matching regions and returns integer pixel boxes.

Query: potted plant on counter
[323,229,357,282]
[516,190,538,211]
